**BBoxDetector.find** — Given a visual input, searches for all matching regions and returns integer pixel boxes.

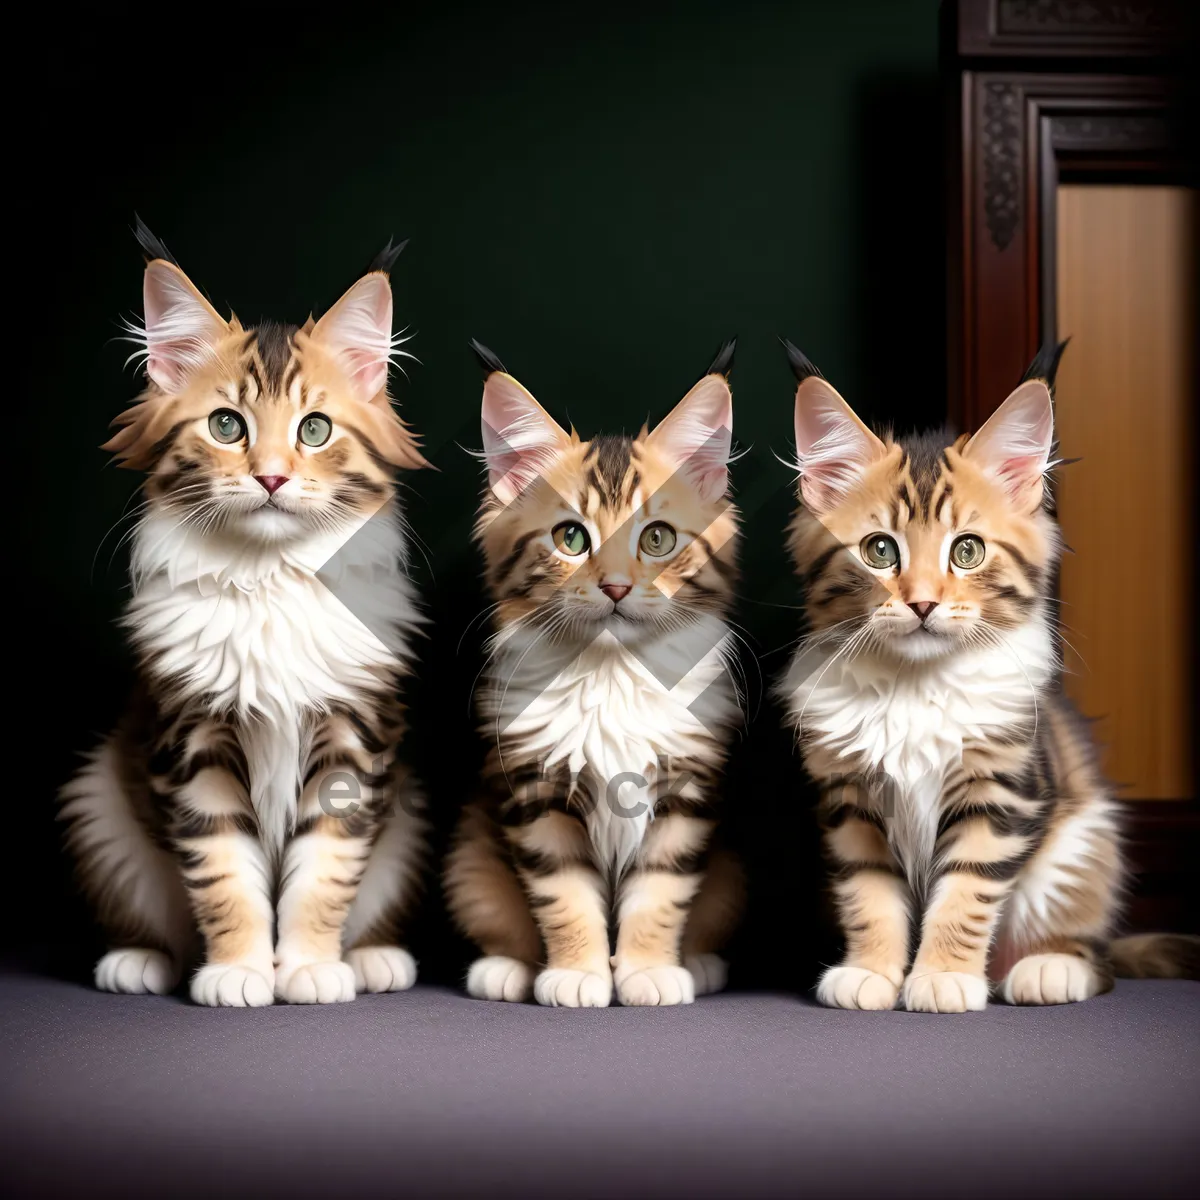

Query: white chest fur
[781,621,1054,886]
[485,618,736,874]
[126,509,420,852]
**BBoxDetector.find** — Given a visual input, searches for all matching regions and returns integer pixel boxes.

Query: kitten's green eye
[208,409,246,445]
[552,521,590,556]
[639,522,677,558]
[951,534,985,570]
[860,533,899,569]
[299,414,333,448]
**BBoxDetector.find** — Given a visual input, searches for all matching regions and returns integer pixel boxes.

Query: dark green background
[18,1,944,982]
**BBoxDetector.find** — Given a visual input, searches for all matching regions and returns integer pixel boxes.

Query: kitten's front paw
[534,967,613,1008]
[467,955,535,1002]
[685,953,728,997]
[817,965,901,1010]
[95,949,180,996]
[615,964,696,1007]
[903,970,989,1013]
[191,963,275,1007]
[275,960,356,1004]
[345,946,417,994]
[1002,953,1104,1005]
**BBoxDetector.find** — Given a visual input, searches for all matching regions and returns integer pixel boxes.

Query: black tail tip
[702,337,737,381]
[779,336,825,384]
[470,338,508,378]
[366,236,409,277]
[1020,337,1071,392]
[133,214,178,266]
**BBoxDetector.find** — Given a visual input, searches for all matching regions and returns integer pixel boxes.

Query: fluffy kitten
[778,340,1199,1012]
[445,341,745,1007]
[59,224,428,1006]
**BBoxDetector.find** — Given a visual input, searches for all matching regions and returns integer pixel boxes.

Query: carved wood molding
[982,83,1022,250]
[997,1,1174,37]
[953,0,1180,57]
[1048,112,1172,153]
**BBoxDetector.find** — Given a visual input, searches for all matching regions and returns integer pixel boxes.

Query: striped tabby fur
[778,341,1199,1011]
[445,343,745,1007]
[59,231,429,1006]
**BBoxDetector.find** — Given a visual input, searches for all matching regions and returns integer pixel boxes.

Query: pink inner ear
[481,374,566,500]
[649,375,732,502]
[141,262,226,391]
[312,274,394,401]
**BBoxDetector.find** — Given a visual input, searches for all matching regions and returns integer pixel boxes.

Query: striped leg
[342,773,426,995]
[60,733,193,996]
[509,810,613,1008]
[613,814,713,1006]
[903,799,1031,1013]
[167,722,275,1007]
[445,801,542,1002]
[817,796,911,1010]
[274,713,390,1004]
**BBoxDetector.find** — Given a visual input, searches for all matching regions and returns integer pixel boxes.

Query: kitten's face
[475,362,738,643]
[105,260,426,544]
[788,365,1059,663]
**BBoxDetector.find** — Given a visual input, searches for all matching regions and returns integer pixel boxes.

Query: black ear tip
[470,338,508,378]
[703,337,737,380]
[1021,337,1070,390]
[132,214,178,267]
[367,237,409,276]
[779,336,824,384]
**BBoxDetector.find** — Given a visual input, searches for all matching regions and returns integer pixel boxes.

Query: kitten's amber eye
[951,534,985,570]
[639,522,677,558]
[552,522,590,556]
[299,414,333,447]
[208,409,246,445]
[860,533,899,569]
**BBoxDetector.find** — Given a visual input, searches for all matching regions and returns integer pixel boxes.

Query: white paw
[903,970,989,1013]
[345,946,417,994]
[467,955,535,1002]
[1002,953,1104,1005]
[685,953,728,996]
[534,967,613,1008]
[190,963,275,1007]
[816,965,901,1011]
[275,960,356,1004]
[615,964,696,1007]
[95,948,180,996]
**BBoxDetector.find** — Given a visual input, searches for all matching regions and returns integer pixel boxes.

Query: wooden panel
[1055,184,1194,801]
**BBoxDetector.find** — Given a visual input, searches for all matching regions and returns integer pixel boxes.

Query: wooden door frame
[943,0,1196,930]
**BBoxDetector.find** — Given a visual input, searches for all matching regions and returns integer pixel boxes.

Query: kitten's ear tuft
[1019,337,1069,396]
[703,337,737,381]
[133,215,179,267]
[779,337,825,385]
[647,372,733,503]
[963,380,1054,510]
[141,261,228,391]
[470,338,508,378]
[793,375,886,512]
[365,237,409,277]
[481,372,570,505]
[310,272,395,402]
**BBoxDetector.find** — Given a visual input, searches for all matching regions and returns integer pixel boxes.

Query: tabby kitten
[779,341,1198,1012]
[445,342,745,1007]
[59,224,428,1006]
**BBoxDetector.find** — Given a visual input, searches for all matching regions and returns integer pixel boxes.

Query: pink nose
[600,583,631,604]
[255,475,289,495]
[908,600,937,621]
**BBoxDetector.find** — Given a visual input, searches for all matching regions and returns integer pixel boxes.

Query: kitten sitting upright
[60,225,429,1006]
[445,341,745,1007]
[778,340,1199,1011]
